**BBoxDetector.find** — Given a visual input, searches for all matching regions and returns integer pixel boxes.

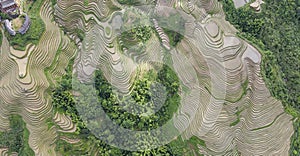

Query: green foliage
[221,0,300,154]
[188,136,206,148]
[120,25,153,50]
[74,28,85,41]
[155,12,186,47]
[55,135,124,156]
[117,0,141,5]
[164,28,184,47]
[18,127,34,156]
[117,0,156,5]
[0,13,11,20]
[51,62,86,131]
[51,0,57,7]
[119,7,154,52]
[230,118,240,127]
[0,115,34,155]
[167,136,206,156]
[84,0,89,6]
[56,134,198,156]
[133,26,152,42]
[5,0,45,50]
[291,119,300,154]
[0,32,2,47]
[95,65,180,131]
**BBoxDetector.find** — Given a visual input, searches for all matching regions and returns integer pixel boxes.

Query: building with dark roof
[0,0,17,13]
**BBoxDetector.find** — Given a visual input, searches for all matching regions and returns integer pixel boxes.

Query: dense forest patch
[119,25,153,51]
[0,115,34,155]
[95,65,180,131]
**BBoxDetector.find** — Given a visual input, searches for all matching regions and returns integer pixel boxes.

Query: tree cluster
[0,115,34,155]
[95,65,180,131]
[120,25,153,51]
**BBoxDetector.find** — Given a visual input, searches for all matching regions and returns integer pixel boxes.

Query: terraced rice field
[0,0,294,155]
[0,0,76,155]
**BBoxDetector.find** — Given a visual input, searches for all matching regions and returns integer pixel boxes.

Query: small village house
[0,0,18,13]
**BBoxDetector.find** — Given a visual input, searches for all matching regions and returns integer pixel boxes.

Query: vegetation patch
[95,65,180,131]
[155,12,186,47]
[51,62,86,131]
[12,16,25,30]
[51,0,57,7]
[167,136,206,156]
[5,0,45,50]
[119,25,153,51]
[74,28,85,42]
[0,31,2,47]
[117,0,156,5]
[0,115,34,155]
[119,8,154,52]
[0,13,11,20]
